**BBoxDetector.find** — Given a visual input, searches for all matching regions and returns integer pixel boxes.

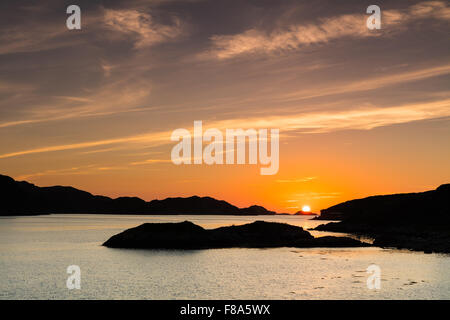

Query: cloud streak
[206,1,450,59]
[0,130,171,159]
[1,98,449,159]
[104,9,184,48]
[278,64,450,103]
[0,77,156,128]
[211,98,450,134]
[294,192,341,199]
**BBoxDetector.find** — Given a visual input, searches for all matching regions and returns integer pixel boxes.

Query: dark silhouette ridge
[294,210,318,216]
[314,184,450,253]
[0,174,275,216]
[102,220,370,249]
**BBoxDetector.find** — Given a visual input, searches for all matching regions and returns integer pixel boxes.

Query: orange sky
[0,0,449,213]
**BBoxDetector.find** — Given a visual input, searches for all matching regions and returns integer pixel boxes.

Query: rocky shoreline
[314,222,450,253]
[313,184,450,254]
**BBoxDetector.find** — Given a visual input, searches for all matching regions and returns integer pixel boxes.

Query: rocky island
[294,210,318,216]
[103,220,370,249]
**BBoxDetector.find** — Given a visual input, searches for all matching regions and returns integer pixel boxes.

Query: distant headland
[314,184,450,253]
[294,210,318,216]
[0,174,276,216]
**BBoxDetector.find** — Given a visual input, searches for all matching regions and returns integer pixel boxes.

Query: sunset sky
[1,0,449,213]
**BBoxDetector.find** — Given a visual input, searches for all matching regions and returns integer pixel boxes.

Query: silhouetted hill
[314,184,450,253]
[239,205,276,215]
[103,221,369,249]
[0,174,275,216]
[315,184,450,224]
[147,196,240,214]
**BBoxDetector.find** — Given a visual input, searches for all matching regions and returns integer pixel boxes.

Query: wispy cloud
[0,6,101,55]
[15,165,97,181]
[104,9,184,48]
[14,164,133,180]
[0,78,157,129]
[1,62,447,130]
[206,1,450,59]
[1,98,449,160]
[295,192,342,199]
[0,5,185,55]
[0,130,171,159]
[0,24,71,55]
[209,98,450,134]
[79,146,129,155]
[130,159,172,165]
[278,64,450,103]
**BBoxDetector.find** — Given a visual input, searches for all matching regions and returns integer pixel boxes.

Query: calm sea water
[0,214,449,300]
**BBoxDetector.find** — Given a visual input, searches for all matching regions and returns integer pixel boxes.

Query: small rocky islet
[102,220,370,250]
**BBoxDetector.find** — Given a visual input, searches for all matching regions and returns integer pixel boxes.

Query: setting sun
[302,205,311,212]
